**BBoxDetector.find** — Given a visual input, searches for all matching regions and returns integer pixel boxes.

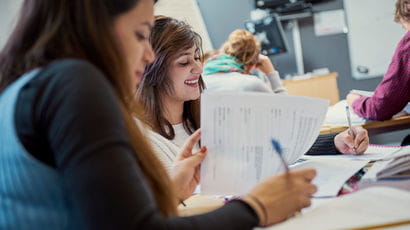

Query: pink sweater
[352,31,410,121]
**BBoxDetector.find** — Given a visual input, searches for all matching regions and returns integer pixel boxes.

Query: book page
[292,156,369,197]
[350,89,374,97]
[200,92,328,195]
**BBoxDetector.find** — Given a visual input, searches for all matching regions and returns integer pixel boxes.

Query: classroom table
[320,114,410,135]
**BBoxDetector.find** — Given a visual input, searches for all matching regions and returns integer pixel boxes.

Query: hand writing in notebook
[334,126,369,155]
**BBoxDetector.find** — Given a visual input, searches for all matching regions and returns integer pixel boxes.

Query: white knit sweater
[146,123,199,172]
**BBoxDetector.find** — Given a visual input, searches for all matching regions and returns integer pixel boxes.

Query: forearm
[305,133,339,155]
[352,94,409,120]
[266,71,287,94]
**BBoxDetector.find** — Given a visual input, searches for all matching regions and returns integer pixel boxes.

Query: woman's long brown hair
[137,16,205,140]
[0,0,177,215]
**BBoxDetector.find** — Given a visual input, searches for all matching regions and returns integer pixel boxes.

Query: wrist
[262,69,275,75]
[242,194,268,226]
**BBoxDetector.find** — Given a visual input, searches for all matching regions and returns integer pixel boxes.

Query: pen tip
[271,139,283,155]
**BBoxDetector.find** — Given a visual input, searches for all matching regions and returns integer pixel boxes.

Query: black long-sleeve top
[14,59,339,229]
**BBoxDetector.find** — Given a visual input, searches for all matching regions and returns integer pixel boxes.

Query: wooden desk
[321,115,410,135]
[282,72,339,105]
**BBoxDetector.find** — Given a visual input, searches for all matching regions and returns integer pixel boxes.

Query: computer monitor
[244,14,288,56]
[255,0,334,10]
[255,0,290,9]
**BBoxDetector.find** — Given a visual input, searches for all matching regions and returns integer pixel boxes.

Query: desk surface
[321,115,410,135]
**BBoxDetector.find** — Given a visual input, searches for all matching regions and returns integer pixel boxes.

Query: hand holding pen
[239,138,317,226]
[333,106,369,155]
[271,139,289,173]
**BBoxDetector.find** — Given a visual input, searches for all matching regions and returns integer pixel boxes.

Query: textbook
[199,91,328,195]
[362,145,410,180]
[376,146,410,179]
[357,146,410,191]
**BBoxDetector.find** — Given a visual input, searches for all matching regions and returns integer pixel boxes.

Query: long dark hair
[137,16,205,139]
[0,0,177,216]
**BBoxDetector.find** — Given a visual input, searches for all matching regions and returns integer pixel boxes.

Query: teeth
[184,79,198,84]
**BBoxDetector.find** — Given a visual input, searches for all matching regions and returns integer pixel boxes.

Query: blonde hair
[395,0,410,22]
[221,29,261,65]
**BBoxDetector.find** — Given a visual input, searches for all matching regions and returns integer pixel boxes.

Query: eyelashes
[135,32,147,41]
[178,57,201,66]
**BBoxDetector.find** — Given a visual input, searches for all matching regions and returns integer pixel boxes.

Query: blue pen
[271,139,289,173]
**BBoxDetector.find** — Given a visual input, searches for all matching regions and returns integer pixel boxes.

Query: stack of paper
[200,92,329,195]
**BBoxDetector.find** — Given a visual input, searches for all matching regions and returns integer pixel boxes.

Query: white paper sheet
[296,145,403,163]
[267,187,410,230]
[314,9,348,36]
[291,156,369,197]
[200,92,328,195]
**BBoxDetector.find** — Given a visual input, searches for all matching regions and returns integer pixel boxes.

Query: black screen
[244,15,287,56]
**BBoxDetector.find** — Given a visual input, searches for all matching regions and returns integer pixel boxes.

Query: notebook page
[291,156,369,197]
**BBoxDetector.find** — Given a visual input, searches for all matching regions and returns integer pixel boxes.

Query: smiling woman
[137,15,205,142]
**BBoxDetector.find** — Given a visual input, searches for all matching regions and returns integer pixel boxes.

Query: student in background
[138,16,370,173]
[0,0,318,229]
[347,0,410,121]
[202,29,287,94]
[203,49,220,63]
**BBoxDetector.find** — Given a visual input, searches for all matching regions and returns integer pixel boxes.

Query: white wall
[0,0,23,49]
[0,0,213,51]
[154,0,214,51]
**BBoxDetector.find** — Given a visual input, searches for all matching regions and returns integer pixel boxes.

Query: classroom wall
[196,0,383,99]
[0,0,22,50]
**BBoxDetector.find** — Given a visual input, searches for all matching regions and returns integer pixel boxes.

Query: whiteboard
[344,0,407,79]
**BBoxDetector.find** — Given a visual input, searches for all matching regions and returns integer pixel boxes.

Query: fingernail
[201,146,207,153]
